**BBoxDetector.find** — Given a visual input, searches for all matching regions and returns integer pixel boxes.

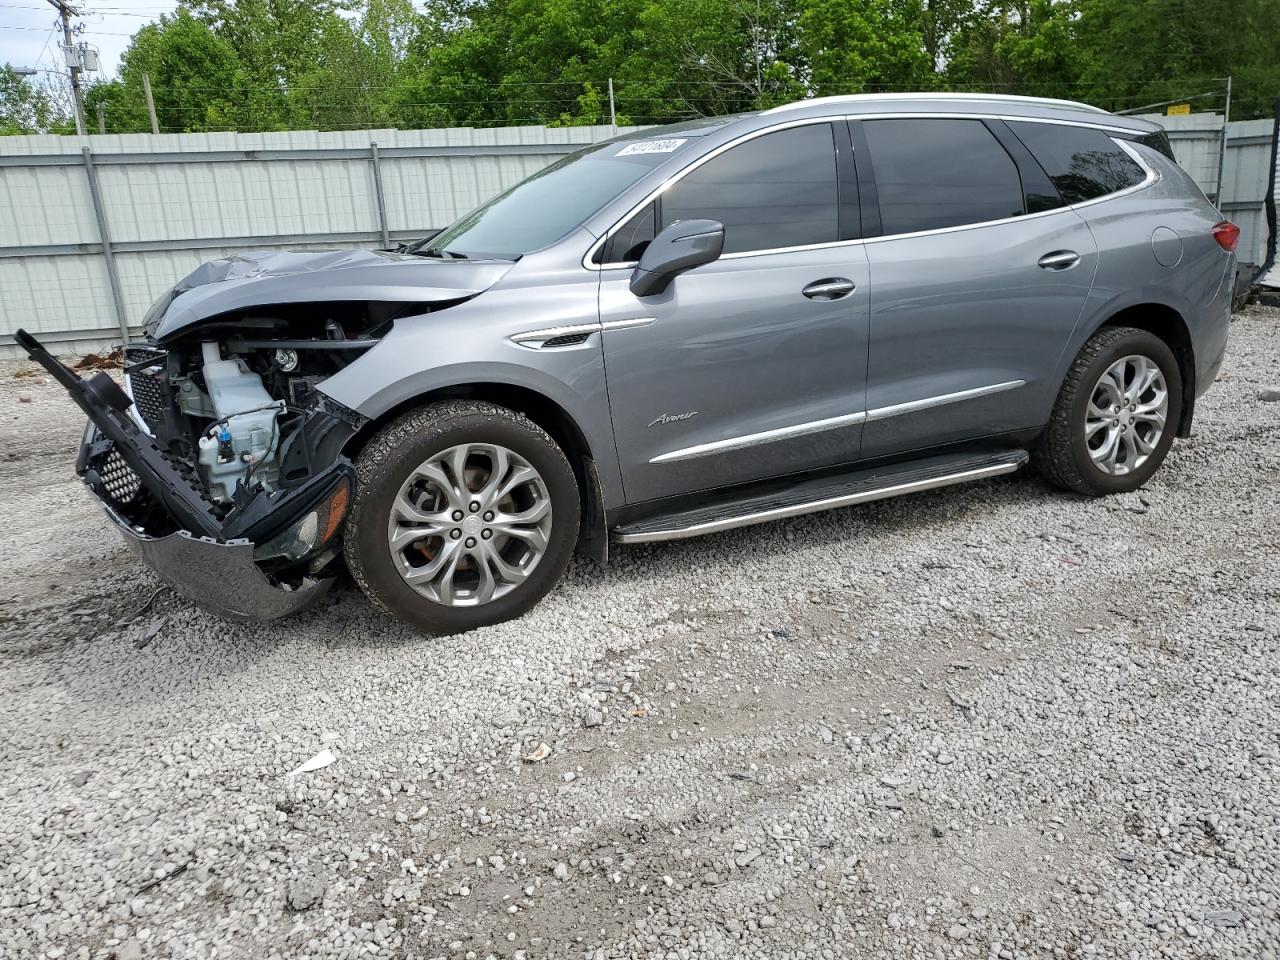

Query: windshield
[422,137,692,259]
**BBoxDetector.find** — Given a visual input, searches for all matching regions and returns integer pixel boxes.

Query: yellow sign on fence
[1166,103,1192,115]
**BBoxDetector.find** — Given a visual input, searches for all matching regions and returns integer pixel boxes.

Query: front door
[597,121,871,505]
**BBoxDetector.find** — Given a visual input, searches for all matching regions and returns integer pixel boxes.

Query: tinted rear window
[1007,121,1148,204]
[860,118,1025,234]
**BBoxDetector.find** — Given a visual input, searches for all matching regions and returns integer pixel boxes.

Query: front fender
[316,297,623,510]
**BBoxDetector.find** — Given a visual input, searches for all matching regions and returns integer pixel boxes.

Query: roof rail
[763,92,1109,116]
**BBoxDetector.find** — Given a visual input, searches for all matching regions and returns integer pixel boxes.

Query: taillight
[1212,220,1240,252]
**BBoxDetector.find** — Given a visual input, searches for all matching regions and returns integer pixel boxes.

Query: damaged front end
[17,321,368,620]
[20,247,509,620]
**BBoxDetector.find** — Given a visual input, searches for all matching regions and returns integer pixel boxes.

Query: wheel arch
[1093,302,1196,438]
[343,382,610,563]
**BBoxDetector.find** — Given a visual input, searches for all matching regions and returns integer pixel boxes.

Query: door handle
[1038,251,1080,271]
[802,278,856,300]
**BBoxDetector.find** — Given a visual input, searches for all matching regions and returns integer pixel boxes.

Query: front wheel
[343,401,580,634]
[1036,326,1182,496]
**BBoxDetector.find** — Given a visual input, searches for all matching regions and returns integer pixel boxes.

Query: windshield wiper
[414,246,468,260]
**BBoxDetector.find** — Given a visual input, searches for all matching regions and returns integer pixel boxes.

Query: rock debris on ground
[1,305,1278,959]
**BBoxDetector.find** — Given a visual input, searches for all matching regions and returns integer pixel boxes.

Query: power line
[0,22,135,34]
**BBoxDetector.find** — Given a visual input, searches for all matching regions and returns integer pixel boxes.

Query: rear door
[598,121,871,505]
[853,116,1099,459]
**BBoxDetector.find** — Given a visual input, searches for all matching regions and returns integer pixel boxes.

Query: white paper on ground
[287,748,337,776]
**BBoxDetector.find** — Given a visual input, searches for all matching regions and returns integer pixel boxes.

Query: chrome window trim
[649,410,867,464]
[584,113,1158,270]
[649,379,1028,464]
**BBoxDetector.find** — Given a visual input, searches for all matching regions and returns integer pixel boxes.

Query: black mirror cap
[629,219,725,297]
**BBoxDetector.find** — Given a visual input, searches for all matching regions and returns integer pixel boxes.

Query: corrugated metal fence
[0,124,633,357]
[0,114,1274,358]
[1141,113,1275,269]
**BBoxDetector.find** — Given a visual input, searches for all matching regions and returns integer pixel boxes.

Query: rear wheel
[344,401,579,634]
[1036,326,1182,496]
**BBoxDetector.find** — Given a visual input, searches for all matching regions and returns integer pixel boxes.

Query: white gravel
[1,306,1278,960]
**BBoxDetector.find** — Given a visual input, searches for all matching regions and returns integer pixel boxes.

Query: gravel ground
[2,306,1278,960]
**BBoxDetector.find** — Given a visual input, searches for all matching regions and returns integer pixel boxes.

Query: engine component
[195,341,283,502]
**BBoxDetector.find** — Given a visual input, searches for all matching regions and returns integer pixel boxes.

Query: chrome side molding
[601,317,656,332]
[863,380,1026,423]
[649,380,1027,463]
[509,323,601,349]
[650,410,867,463]
[510,317,655,349]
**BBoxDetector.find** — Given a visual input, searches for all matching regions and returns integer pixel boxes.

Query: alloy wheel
[1085,354,1168,476]
[386,443,553,606]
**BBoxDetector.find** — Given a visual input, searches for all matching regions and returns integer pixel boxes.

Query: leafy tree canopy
[18,0,1280,134]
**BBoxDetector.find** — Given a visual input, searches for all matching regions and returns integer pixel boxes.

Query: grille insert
[124,346,168,429]
[100,448,142,506]
[128,370,166,427]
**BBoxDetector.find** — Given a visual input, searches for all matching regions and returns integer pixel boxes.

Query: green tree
[1074,0,1280,118]
[84,9,241,132]
[0,67,67,134]
[795,0,934,95]
[945,1,1082,93]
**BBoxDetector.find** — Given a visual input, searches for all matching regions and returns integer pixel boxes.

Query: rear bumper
[100,495,333,621]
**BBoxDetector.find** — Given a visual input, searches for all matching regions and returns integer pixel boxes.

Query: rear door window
[1006,121,1148,204]
[659,123,839,255]
[860,118,1025,235]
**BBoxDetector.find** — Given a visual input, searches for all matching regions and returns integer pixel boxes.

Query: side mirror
[629,219,725,297]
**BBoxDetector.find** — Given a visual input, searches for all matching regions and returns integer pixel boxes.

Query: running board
[612,449,1028,544]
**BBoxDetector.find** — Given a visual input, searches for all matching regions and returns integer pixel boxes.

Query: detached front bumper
[100,496,333,621]
[18,329,358,622]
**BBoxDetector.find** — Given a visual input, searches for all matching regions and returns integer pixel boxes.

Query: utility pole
[46,0,86,136]
[1214,76,1232,209]
[607,78,617,136]
[142,73,160,135]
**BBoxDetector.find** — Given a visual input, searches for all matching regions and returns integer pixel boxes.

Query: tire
[1036,326,1182,496]
[343,401,580,634]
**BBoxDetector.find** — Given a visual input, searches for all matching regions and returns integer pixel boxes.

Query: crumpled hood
[143,248,515,341]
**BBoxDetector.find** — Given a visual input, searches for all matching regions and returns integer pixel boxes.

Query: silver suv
[20,94,1237,634]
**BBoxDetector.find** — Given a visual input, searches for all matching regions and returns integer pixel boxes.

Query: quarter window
[600,202,657,263]
[660,123,839,255]
[861,118,1025,234]
[1007,121,1147,204]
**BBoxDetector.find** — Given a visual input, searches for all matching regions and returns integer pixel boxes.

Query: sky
[1,1,179,81]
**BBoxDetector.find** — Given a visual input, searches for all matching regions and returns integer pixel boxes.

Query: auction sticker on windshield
[616,139,688,156]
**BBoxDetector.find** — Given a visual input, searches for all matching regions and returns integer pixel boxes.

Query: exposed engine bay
[15,303,394,590]
[123,318,372,509]
[106,306,395,558]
